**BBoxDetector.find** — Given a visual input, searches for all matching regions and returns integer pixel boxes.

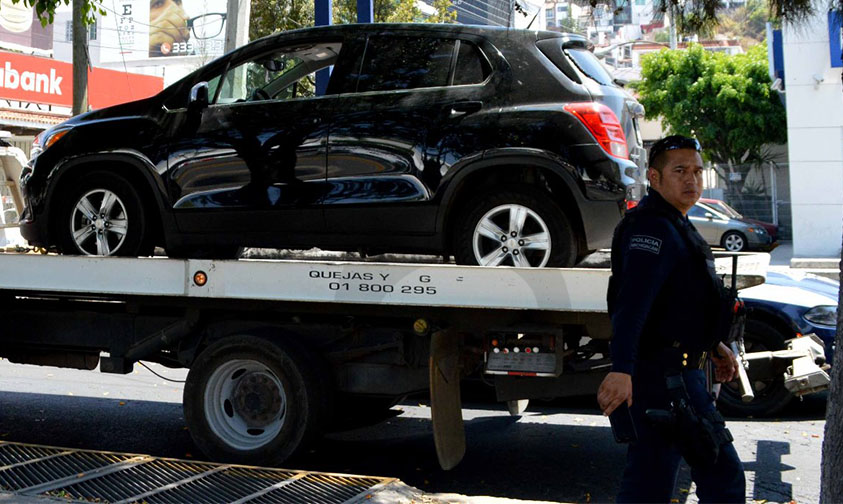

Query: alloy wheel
[724,233,745,252]
[472,204,552,267]
[70,189,129,256]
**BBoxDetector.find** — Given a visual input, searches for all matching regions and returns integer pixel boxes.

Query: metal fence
[703,162,792,241]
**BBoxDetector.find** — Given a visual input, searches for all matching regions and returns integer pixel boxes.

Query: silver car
[688,202,773,251]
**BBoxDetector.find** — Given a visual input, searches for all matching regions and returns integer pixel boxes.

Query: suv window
[453,41,490,85]
[355,36,456,92]
[564,48,614,86]
[213,42,341,104]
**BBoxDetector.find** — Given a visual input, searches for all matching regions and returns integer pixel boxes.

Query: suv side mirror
[188,81,210,112]
[704,212,714,219]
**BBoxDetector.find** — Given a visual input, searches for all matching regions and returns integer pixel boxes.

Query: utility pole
[224,0,251,54]
[72,0,88,115]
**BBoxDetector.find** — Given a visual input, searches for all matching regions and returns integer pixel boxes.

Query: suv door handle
[448,101,482,118]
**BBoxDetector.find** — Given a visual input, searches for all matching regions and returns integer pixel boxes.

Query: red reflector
[508,371,538,377]
[626,199,638,210]
[564,102,629,159]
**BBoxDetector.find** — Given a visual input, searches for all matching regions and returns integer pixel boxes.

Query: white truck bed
[0,252,769,312]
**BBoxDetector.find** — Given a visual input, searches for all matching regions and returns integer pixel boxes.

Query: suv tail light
[564,102,629,159]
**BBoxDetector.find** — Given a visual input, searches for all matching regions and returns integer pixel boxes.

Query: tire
[721,231,747,252]
[183,335,330,466]
[58,171,151,257]
[717,319,793,417]
[454,186,577,268]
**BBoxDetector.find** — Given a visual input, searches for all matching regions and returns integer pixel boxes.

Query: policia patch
[629,235,663,255]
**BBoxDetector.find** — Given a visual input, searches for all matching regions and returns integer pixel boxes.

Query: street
[0,359,826,503]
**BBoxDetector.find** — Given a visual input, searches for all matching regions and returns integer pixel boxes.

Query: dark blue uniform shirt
[608,189,722,375]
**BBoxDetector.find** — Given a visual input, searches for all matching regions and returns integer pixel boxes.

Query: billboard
[0,50,164,108]
[101,0,227,62]
[0,0,53,50]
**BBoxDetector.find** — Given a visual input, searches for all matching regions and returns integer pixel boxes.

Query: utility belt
[645,348,734,468]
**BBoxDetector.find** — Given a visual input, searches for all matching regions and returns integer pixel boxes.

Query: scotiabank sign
[0,51,164,109]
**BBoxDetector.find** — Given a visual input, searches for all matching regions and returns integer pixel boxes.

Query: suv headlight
[30,127,71,160]
[803,305,837,326]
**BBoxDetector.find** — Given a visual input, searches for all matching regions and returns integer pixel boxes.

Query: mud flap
[429,328,465,470]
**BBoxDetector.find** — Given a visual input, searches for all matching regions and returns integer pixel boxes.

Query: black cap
[648,135,702,167]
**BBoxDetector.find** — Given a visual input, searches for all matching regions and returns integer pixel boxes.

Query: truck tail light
[564,102,629,159]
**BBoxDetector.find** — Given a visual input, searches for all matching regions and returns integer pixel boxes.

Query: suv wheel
[58,171,151,257]
[454,187,576,267]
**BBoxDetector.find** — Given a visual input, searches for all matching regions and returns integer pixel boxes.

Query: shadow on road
[0,388,823,503]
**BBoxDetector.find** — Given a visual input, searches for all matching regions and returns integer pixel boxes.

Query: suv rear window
[453,41,490,85]
[356,36,455,92]
[564,48,614,86]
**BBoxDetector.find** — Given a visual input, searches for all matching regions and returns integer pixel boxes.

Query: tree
[250,0,458,41]
[250,0,314,41]
[331,0,398,25]
[633,43,787,191]
[5,0,840,30]
[5,0,102,25]
[716,0,775,47]
[428,0,458,23]
[387,0,423,22]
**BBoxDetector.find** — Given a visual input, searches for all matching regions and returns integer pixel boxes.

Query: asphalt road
[0,360,827,503]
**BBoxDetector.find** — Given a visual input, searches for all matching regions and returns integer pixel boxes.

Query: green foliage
[331,0,397,24]
[428,0,457,23]
[556,17,582,34]
[575,0,841,36]
[387,0,423,22]
[250,0,458,40]
[8,0,103,26]
[249,0,316,40]
[653,29,671,43]
[716,0,774,46]
[634,43,787,171]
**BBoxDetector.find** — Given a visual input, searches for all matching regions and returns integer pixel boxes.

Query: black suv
[20,24,643,267]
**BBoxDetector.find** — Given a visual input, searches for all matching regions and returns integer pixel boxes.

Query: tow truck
[0,146,829,471]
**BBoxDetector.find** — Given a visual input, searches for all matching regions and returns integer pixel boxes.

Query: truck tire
[717,319,793,417]
[58,171,151,257]
[454,186,577,268]
[183,335,329,466]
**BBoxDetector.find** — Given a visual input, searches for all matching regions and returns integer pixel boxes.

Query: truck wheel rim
[473,204,551,267]
[725,234,744,251]
[204,359,287,451]
[70,189,128,256]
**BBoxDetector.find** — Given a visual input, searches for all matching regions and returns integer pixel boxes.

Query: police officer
[597,135,746,503]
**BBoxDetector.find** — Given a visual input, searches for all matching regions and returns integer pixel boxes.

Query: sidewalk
[768,241,840,280]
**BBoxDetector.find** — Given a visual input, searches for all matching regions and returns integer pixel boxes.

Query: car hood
[741,270,839,308]
[61,96,161,127]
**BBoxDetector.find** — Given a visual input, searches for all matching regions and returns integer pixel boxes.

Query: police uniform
[608,188,746,503]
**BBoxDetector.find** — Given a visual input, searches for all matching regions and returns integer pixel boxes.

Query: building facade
[783,10,843,257]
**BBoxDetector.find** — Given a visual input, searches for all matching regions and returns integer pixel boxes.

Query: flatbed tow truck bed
[1,251,824,472]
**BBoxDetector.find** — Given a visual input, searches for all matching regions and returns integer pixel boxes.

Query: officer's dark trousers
[616,365,746,503]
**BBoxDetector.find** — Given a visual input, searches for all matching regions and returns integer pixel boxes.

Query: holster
[646,374,734,468]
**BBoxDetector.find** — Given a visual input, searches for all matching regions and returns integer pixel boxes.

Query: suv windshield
[564,48,614,85]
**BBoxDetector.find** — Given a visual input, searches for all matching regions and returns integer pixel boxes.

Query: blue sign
[831,11,842,68]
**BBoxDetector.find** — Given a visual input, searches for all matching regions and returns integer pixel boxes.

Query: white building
[783,9,843,257]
